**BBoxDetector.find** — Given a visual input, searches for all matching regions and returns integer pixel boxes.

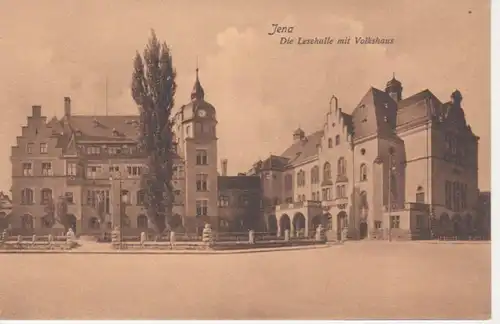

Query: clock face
[197,109,207,117]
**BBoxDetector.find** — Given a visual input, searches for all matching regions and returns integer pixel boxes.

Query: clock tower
[177,68,219,233]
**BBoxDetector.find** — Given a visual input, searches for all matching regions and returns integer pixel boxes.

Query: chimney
[32,105,41,118]
[221,159,228,176]
[64,97,71,117]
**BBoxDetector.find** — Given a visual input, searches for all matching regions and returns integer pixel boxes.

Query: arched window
[323,162,331,181]
[21,188,34,205]
[41,188,53,205]
[89,217,100,229]
[296,170,303,187]
[21,214,34,229]
[337,157,346,176]
[416,186,424,203]
[328,138,333,148]
[360,164,367,181]
[310,166,319,184]
[137,214,148,229]
[136,190,145,206]
[335,135,340,145]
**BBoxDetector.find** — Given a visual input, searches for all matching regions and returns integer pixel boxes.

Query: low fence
[0,229,79,250]
[111,225,329,251]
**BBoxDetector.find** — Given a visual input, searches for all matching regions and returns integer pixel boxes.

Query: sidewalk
[0,242,336,255]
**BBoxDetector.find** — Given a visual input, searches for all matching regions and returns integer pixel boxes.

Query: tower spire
[191,57,205,102]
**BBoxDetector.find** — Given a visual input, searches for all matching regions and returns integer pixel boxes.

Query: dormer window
[112,128,120,137]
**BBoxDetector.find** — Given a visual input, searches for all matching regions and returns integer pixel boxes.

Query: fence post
[284,229,290,242]
[48,234,53,249]
[111,226,120,249]
[249,230,255,244]
[341,227,348,243]
[170,231,176,249]
[140,232,146,248]
[66,228,76,249]
[315,224,325,242]
[1,229,7,244]
[202,224,213,248]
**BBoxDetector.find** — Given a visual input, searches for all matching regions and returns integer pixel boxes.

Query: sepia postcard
[0,0,492,321]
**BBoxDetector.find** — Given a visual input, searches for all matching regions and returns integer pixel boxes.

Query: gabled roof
[351,87,397,139]
[280,130,323,166]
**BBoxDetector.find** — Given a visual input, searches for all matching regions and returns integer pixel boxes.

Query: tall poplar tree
[131,30,177,234]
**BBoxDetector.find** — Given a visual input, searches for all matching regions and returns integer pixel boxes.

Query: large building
[9,69,263,236]
[248,76,481,240]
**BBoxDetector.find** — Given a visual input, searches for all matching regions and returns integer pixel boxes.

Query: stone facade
[248,76,481,240]
[9,70,262,235]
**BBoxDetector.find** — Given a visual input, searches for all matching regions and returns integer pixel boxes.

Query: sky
[0,0,490,190]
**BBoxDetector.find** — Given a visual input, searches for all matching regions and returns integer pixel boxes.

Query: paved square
[0,241,490,320]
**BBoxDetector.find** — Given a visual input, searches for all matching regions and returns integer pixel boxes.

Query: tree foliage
[131,30,177,234]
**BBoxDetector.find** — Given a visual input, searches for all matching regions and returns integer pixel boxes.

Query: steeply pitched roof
[396,89,442,127]
[280,130,323,166]
[351,87,397,140]
[67,115,140,142]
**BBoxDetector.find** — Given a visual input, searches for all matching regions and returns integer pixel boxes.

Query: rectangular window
[218,195,229,207]
[173,165,185,179]
[453,181,460,212]
[108,147,122,155]
[390,215,400,229]
[40,143,48,154]
[67,163,77,176]
[374,220,382,229]
[127,165,141,177]
[416,192,425,203]
[196,150,208,165]
[87,190,110,213]
[463,184,467,209]
[65,192,74,204]
[109,165,120,174]
[86,166,100,179]
[86,146,101,155]
[196,199,208,216]
[196,174,208,191]
[41,189,52,205]
[26,143,33,154]
[22,163,33,176]
[336,185,346,198]
[41,162,53,176]
[445,181,452,209]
